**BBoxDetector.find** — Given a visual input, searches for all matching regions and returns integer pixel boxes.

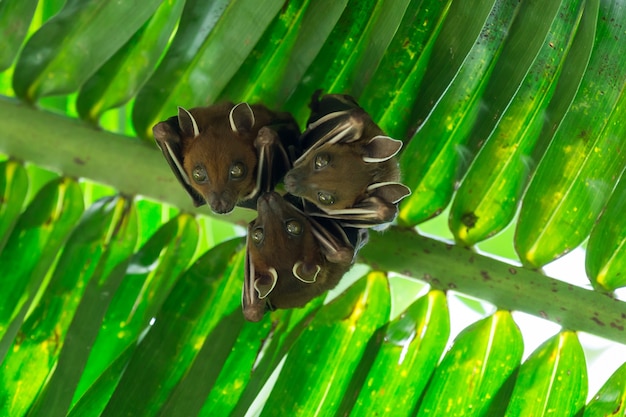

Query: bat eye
[314,153,330,170]
[251,227,264,244]
[317,191,335,206]
[229,162,247,180]
[192,166,208,183]
[285,219,302,235]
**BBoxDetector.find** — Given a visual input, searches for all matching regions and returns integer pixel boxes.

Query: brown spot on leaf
[461,212,478,229]
[592,317,605,327]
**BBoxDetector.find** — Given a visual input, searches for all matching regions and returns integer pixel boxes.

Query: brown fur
[243,192,352,321]
[153,102,299,214]
[284,144,400,210]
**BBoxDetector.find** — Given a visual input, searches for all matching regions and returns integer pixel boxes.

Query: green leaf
[515,0,626,267]
[132,0,285,138]
[350,290,450,416]
[134,197,178,247]
[195,316,277,416]
[584,361,626,416]
[227,302,325,416]
[0,177,83,350]
[449,0,585,246]
[67,345,134,417]
[100,238,244,416]
[220,0,349,110]
[360,0,452,140]
[505,331,587,416]
[0,0,38,71]
[0,159,28,252]
[75,0,185,123]
[530,0,598,165]
[417,310,523,416]
[12,0,162,100]
[260,272,390,416]
[280,0,402,122]
[398,0,520,225]
[0,195,134,417]
[586,169,626,291]
[156,310,247,417]
[28,196,138,417]
[70,213,199,407]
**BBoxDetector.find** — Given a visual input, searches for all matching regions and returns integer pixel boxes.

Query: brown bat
[283,92,411,228]
[242,192,366,322]
[153,102,300,214]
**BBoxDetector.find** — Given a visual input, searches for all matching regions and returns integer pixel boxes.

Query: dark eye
[251,227,264,244]
[314,153,330,170]
[230,162,246,179]
[192,166,208,183]
[285,219,302,235]
[317,192,335,206]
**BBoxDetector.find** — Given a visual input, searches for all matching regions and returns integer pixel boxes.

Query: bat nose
[209,193,235,214]
[257,192,283,214]
[283,171,300,193]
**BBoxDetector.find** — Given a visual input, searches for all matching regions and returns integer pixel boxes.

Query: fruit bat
[242,192,367,322]
[283,92,411,227]
[153,102,300,214]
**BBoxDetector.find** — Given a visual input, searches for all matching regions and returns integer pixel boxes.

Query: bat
[283,92,411,227]
[153,102,300,214]
[242,192,367,322]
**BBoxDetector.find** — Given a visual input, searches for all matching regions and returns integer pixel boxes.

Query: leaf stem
[359,228,626,344]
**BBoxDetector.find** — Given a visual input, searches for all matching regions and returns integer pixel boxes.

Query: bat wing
[249,125,299,200]
[309,182,411,228]
[242,229,278,322]
[294,93,373,166]
[152,117,205,207]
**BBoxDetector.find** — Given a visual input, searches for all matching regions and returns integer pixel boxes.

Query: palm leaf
[1,0,625,416]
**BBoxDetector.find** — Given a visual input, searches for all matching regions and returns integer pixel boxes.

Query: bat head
[153,103,269,214]
[283,136,404,210]
[242,192,352,321]
[283,93,411,225]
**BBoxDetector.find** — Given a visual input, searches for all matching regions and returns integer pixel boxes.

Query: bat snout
[257,192,284,214]
[283,170,307,194]
[207,191,236,214]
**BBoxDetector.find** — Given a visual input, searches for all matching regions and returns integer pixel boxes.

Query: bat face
[283,141,400,210]
[153,103,300,214]
[180,108,258,214]
[243,192,355,322]
[283,93,411,226]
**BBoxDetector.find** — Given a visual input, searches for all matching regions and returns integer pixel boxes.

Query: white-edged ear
[362,136,402,163]
[177,107,200,137]
[229,102,255,133]
[293,261,321,283]
[366,182,411,203]
[254,267,278,299]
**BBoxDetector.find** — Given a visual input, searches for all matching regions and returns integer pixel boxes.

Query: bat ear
[354,196,399,224]
[362,135,403,162]
[229,102,255,133]
[177,107,200,137]
[153,119,205,207]
[293,261,321,283]
[367,182,412,203]
[254,267,278,298]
